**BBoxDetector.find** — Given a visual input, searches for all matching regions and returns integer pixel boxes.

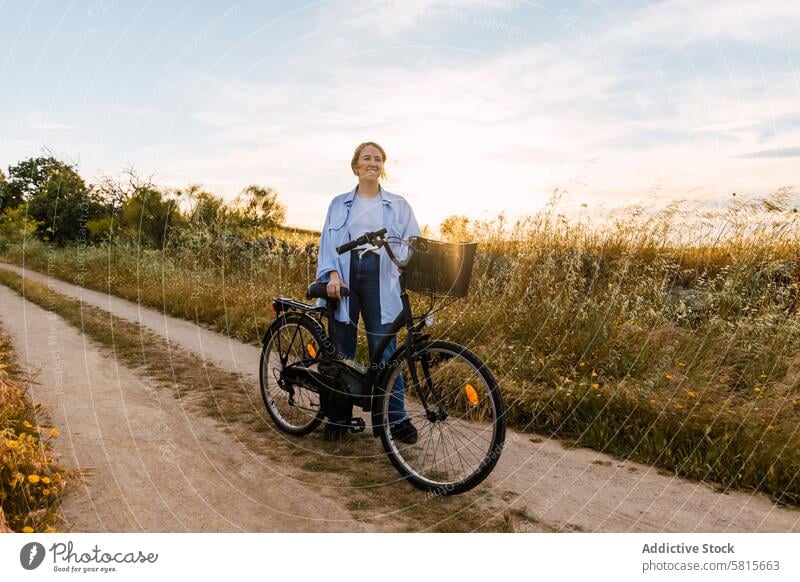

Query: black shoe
[390,418,418,444]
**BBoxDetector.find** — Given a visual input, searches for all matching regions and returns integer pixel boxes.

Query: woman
[316,141,420,443]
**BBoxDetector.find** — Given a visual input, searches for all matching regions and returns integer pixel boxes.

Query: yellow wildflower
[43,488,51,496]
[675,403,684,410]
[792,400,798,407]
[591,371,597,377]
[579,362,585,367]
[767,425,775,430]
[760,374,767,379]
[687,391,697,398]
[650,399,657,405]
[50,427,59,438]
[22,527,34,533]
[23,420,33,428]
[665,373,673,380]
[754,387,761,393]
[6,439,20,449]
[592,383,600,389]
[41,476,51,484]
[27,475,40,484]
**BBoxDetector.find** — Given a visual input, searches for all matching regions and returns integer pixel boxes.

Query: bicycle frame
[274,240,443,432]
[263,230,505,494]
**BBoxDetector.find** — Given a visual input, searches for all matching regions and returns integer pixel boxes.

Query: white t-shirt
[348,193,383,248]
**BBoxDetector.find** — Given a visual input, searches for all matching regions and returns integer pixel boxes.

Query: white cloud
[156,46,629,225]
[6,1,798,230]
[123,16,798,229]
[28,111,74,131]
[605,0,800,46]
[317,0,521,37]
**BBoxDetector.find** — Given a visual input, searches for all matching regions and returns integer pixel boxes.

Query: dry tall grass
[2,193,799,502]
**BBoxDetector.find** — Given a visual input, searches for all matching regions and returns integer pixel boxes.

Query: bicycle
[259,228,505,495]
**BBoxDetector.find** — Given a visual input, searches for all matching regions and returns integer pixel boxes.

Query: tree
[3,156,72,212]
[0,168,6,203]
[90,168,168,243]
[176,184,226,234]
[0,206,40,246]
[25,163,104,244]
[120,187,182,247]
[228,185,286,237]
[93,167,158,211]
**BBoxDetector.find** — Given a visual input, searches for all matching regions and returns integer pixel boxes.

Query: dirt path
[0,282,368,532]
[1,262,799,532]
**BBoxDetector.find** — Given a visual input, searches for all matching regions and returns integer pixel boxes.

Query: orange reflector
[306,344,317,358]
[465,384,479,406]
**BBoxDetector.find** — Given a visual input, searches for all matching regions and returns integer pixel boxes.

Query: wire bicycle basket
[405,237,477,298]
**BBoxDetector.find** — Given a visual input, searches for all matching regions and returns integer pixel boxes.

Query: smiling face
[351,142,387,181]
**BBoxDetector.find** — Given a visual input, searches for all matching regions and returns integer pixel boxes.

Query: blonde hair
[351,141,388,181]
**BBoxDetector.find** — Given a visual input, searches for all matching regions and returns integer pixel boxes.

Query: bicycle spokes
[276,319,303,366]
[406,350,451,421]
[383,343,502,490]
[261,319,323,432]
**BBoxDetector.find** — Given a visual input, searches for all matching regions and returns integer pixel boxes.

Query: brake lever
[366,231,384,246]
[358,232,384,259]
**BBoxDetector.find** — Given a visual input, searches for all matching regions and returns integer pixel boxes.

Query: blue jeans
[334,251,407,426]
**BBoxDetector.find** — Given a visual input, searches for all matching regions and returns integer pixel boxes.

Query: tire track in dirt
[2,262,798,532]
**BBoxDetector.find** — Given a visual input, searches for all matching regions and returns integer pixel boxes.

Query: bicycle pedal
[347,417,366,433]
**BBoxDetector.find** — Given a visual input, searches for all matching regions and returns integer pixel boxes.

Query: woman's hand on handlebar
[326,271,347,299]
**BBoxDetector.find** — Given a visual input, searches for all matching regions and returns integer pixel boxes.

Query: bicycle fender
[261,316,285,347]
[263,312,332,355]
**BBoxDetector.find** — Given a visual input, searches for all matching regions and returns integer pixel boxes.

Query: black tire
[259,312,326,435]
[376,340,505,495]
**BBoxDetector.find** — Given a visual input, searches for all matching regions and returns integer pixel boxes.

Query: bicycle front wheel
[377,340,505,495]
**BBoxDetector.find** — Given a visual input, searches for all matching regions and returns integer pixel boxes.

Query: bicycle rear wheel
[377,340,505,495]
[259,312,325,435]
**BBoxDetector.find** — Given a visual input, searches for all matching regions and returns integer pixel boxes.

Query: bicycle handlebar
[306,282,350,300]
[335,228,387,255]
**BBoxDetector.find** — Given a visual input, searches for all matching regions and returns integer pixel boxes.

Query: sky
[1,0,798,229]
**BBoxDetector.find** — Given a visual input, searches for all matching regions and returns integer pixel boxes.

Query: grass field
[2,197,799,503]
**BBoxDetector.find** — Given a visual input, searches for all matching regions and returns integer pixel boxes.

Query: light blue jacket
[316,185,421,324]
